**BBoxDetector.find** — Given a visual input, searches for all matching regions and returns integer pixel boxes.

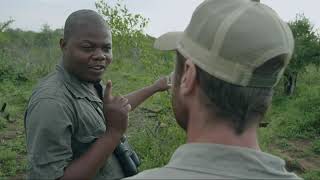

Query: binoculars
[114,136,141,177]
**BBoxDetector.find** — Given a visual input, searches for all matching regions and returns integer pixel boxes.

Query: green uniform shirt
[25,64,125,180]
[127,143,301,179]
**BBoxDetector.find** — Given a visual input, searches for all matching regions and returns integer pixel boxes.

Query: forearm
[61,131,121,180]
[125,85,158,111]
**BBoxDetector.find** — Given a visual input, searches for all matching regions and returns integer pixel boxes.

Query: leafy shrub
[0,117,7,130]
[302,170,320,180]
[311,140,320,154]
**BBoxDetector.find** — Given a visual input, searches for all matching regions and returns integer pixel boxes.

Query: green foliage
[259,65,320,179]
[95,0,175,78]
[267,66,320,139]
[311,140,320,154]
[96,0,150,60]
[129,107,186,170]
[0,149,18,177]
[0,50,16,81]
[302,171,320,180]
[96,0,148,37]
[0,24,61,83]
[0,66,29,179]
[288,14,320,74]
[0,117,7,130]
[283,14,320,95]
[0,133,27,178]
[0,19,14,32]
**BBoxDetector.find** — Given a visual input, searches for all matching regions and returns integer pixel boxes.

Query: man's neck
[186,106,261,150]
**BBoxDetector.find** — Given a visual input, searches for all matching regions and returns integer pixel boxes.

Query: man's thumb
[104,80,113,101]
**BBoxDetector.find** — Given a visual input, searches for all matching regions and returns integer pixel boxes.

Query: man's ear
[180,59,197,96]
[59,38,66,51]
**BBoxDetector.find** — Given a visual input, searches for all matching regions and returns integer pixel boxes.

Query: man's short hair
[64,9,108,41]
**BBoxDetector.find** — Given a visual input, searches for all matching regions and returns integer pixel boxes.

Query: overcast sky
[0,0,319,37]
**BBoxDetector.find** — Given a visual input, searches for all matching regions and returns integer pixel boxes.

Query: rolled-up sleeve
[25,98,74,179]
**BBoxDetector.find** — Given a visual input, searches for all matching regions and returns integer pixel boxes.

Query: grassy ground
[0,80,33,179]
[0,60,319,179]
[259,65,320,179]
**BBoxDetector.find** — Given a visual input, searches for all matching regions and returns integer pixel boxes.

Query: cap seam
[178,35,251,76]
[178,44,252,86]
[191,1,242,39]
[259,4,287,56]
[211,1,254,58]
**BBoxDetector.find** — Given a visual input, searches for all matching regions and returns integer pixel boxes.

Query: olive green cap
[154,0,294,87]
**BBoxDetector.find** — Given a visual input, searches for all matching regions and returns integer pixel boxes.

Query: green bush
[0,148,18,177]
[0,117,7,130]
[266,68,320,139]
[302,170,320,180]
[311,140,320,154]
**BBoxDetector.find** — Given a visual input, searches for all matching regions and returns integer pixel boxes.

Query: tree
[0,19,14,32]
[35,24,55,47]
[95,0,149,60]
[284,15,320,95]
[95,0,174,76]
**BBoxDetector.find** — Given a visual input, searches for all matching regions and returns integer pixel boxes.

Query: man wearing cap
[127,0,300,179]
[24,10,170,180]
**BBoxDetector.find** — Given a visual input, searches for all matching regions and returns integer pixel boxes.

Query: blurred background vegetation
[0,0,319,179]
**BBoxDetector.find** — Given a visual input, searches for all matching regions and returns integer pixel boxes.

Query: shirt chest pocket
[73,98,106,143]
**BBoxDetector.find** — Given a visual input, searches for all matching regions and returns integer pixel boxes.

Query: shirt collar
[166,143,291,178]
[56,63,102,103]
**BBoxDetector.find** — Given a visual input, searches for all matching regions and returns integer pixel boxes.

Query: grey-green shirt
[25,65,125,180]
[127,143,301,179]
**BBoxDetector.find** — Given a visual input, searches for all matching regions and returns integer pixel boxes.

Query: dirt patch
[287,140,320,171]
[0,122,22,141]
[270,138,320,174]
[299,158,320,171]
[9,173,26,180]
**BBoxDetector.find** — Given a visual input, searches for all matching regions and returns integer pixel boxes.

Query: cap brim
[154,32,183,51]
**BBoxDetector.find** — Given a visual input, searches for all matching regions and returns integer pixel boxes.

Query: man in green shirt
[25,10,170,180]
[128,0,301,179]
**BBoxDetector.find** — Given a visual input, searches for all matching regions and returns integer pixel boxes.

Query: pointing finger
[104,80,113,102]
